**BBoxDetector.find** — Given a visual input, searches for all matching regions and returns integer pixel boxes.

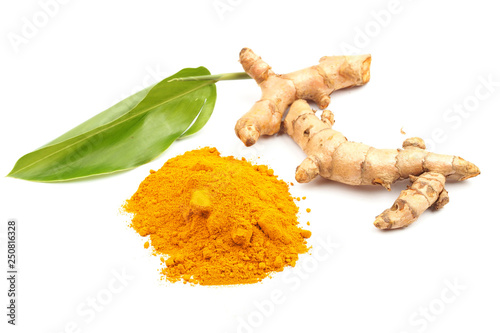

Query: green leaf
[7,67,217,182]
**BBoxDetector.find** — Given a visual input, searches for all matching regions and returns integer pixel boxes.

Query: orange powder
[123,148,310,285]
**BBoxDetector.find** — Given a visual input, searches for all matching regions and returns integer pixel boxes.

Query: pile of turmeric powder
[123,147,311,285]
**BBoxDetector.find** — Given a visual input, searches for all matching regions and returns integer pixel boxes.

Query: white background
[1,0,499,332]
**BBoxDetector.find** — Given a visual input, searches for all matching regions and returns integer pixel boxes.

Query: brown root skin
[284,99,480,229]
[236,48,371,146]
[374,172,447,230]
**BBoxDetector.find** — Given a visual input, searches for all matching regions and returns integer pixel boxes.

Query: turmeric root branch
[374,172,448,229]
[284,99,480,229]
[236,48,371,146]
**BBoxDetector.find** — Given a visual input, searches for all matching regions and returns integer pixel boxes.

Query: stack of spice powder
[123,147,311,285]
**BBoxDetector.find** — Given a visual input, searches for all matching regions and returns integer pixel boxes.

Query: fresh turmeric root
[235,48,371,146]
[284,99,480,229]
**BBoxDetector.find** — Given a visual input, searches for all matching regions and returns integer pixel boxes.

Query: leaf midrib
[11,80,215,175]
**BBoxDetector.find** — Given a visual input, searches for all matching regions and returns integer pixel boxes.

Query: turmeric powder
[123,147,310,285]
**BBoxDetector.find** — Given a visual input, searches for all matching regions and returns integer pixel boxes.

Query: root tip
[466,163,481,179]
[237,126,260,147]
[239,47,250,56]
[295,168,310,183]
[318,95,331,109]
[295,157,319,183]
[362,56,371,84]
[454,158,481,181]
[374,217,392,230]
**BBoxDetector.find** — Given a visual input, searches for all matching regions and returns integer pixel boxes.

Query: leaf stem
[168,72,251,82]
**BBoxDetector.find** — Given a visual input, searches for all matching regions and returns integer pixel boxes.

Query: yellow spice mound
[124,147,310,285]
